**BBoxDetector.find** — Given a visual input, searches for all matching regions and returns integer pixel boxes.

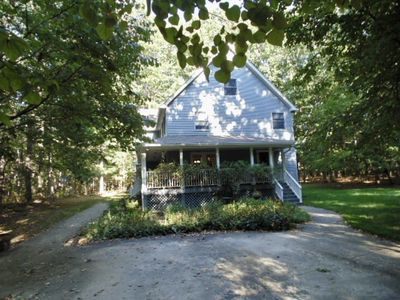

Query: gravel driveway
[1,205,399,300]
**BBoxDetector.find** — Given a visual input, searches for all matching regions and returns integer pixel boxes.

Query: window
[195,121,209,130]
[224,79,237,95]
[195,110,209,130]
[272,112,284,129]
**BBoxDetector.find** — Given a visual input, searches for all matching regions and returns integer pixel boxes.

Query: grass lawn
[303,184,400,241]
[0,193,122,246]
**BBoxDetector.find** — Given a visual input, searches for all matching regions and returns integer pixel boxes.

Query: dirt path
[1,205,399,299]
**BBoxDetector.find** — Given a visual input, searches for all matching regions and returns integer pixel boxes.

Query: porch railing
[283,168,302,202]
[147,171,181,189]
[274,179,284,201]
[146,168,271,189]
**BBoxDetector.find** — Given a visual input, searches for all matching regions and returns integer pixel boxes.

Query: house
[132,61,302,210]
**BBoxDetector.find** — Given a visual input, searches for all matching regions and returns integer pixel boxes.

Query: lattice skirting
[143,187,218,210]
[143,185,274,211]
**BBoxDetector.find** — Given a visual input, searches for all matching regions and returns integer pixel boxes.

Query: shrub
[83,198,310,241]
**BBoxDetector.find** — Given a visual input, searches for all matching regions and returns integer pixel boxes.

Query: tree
[0,0,153,204]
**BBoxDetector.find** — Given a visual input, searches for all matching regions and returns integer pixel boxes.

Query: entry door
[256,150,269,165]
[191,152,216,167]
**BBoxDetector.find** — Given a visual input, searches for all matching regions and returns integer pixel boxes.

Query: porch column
[179,149,184,167]
[140,151,147,210]
[216,148,220,169]
[179,148,185,204]
[269,147,274,169]
[249,147,254,166]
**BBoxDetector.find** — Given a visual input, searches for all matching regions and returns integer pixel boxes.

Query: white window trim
[271,112,285,130]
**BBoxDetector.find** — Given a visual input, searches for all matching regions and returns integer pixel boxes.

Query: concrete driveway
[1,205,399,300]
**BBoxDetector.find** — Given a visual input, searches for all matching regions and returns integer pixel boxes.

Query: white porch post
[140,151,147,210]
[179,148,185,203]
[179,149,184,167]
[269,147,274,169]
[250,147,255,185]
[216,148,220,169]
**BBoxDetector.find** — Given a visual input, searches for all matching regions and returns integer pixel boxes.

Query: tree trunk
[24,126,34,203]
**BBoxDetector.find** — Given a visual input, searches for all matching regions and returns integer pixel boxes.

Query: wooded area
[0,0,399,206]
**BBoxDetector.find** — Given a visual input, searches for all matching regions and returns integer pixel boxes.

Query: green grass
[83,198,310,240]
[303,184,400,241]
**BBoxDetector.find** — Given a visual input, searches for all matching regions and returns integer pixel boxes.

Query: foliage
[152,162,180,174]
[304,184,400,241]
[283,1,400,180]
[0,0,153,204]
[143,0,362,83]
[219,161,272,196]
[84,197,310,240]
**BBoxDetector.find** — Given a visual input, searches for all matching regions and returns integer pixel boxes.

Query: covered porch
[137,135,302,209]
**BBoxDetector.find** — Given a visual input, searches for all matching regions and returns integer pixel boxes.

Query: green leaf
[177,52,186,68]
[215,69,230,83]
[253,30,266,43]
[0,112,11,126]
[169,14,179,25]
[184,10,192,22]
[272,12,287,29]
[192,20,201,30]
[105,14,118,27]
[199,8,209,20]
[212,54,224,67]
[221,60,234,72]
[119,20,128,31]
[213,35,222,45]
[266,29,284,46]
[233,54,247,67]
[25,91,42,105]
[165,27,177,44]
[79,1,98,26]
[96,23,113,40]
[226,5,241,22]
[0,73,11,92]
[219,2,229,11]
[2,36,28,61]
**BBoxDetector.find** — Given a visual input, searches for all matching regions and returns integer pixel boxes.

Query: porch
[138,145,302,210]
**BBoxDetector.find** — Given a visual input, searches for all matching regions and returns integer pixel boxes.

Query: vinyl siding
[166,66,294,140]
[284,147,299,180]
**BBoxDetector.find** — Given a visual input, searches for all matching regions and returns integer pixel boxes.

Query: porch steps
[280,182,300,204]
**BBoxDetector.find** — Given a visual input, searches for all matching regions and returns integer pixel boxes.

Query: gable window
[195,121,209,130]
[272,112,285,129]
[224,79,237,95]
[195,111,209,130]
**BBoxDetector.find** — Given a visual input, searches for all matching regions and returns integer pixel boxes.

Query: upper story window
[195,111,209,130]
[224,79,237,95]
[272,112,285,129]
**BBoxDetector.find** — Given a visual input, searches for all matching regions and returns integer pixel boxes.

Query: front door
[256,150,269,165]
[191,152,216,167]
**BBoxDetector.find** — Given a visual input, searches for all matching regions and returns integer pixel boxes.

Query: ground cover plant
[83,198,310,240]
[303,184,400,241]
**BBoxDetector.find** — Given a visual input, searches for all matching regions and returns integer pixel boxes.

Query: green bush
[83,198,310,240]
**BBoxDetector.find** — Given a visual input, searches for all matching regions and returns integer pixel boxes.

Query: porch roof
[141,135,294,149]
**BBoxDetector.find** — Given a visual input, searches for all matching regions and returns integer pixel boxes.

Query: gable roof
[162,60,298,112]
